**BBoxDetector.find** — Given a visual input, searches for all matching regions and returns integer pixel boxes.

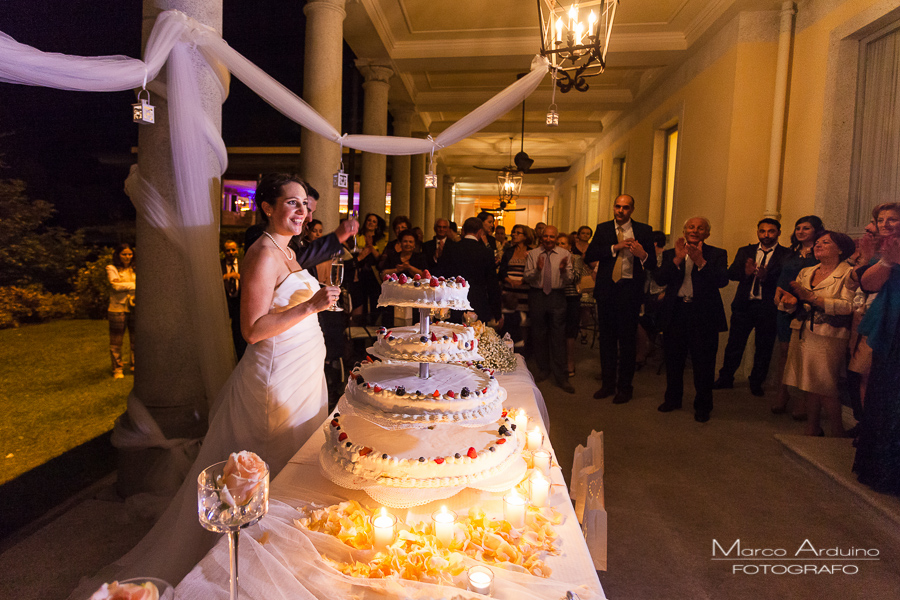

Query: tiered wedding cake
[319,271,526,506]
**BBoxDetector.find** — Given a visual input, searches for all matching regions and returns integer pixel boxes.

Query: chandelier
[497,137,524,202]
[538,0,619,93]
[498,167,524,202]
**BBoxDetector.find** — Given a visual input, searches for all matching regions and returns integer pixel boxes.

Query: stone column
[441,174,454,222]
[409,141,426,230]
[434,161,447,220]
[390,105,414,219]
[764,1,796,220]
[122,0,224,496]
[300,0,346,232]
[356,61,393,220]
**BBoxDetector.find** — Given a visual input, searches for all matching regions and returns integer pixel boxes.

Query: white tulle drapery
[0,9,549,410]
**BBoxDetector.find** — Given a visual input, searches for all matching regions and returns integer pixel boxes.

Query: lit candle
[526,426,543,451]
[503,491,527,528]
[555,17,564,43]
[533,449,551,476]
[514,410,528,434]
[431,506,456,547]
[574,22,584,44]
[588,10,596,37]
[371,509,396,550]
[530,471,550,507]
[568,5,578,30]
[467,565,494,595]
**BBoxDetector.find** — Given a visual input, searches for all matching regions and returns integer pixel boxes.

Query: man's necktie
[543,251,553,295]
[436,238,444,259]
[751,249,772,297]
[227,262,238,296]
[612,226,624,283]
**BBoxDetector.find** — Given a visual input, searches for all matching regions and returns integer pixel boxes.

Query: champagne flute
[327,253,344,311]
[197,461,270,600]
[349,210,360,256]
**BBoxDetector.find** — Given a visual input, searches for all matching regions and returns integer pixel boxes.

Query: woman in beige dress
[778,231,857,437]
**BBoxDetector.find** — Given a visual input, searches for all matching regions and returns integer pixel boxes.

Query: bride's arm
[240,248,339,345]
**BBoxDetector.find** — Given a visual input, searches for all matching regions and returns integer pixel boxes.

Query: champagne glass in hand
[349,210,360,256]
[327,253,344,311]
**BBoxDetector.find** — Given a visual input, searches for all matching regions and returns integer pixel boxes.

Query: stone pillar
[409,142,426,230]
[122,0,224,496]
[764,1,796,221]
[441,174,454,223]
[434,161,447,220]
[356,61,393,220]
[390,105,414,219]
[300,0,346,232]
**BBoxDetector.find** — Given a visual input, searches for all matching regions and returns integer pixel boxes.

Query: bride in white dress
[74,175,354,593]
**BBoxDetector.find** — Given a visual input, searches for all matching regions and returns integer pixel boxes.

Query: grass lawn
[0,319,132,485]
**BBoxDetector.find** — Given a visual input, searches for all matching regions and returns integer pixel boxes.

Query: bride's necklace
[263,231,295,262]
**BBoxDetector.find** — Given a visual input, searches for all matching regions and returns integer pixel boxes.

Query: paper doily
[318,445,528,509]
[336,388,506,430]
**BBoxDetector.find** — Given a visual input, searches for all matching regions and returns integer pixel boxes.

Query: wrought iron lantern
[538,0,619,93]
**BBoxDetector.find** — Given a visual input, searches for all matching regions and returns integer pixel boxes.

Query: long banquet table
[176,355,606,599]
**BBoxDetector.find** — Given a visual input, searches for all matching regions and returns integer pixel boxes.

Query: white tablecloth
[176,355,604,599]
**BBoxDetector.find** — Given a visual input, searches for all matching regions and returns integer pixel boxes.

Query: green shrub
[71,248,115,320]
[0,285,78,329]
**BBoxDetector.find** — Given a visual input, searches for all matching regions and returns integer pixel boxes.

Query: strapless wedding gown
[75,270,328,592]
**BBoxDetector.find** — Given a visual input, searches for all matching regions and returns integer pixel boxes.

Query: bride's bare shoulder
[242,237,281,273]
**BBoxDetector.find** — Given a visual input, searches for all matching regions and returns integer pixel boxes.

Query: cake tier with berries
[344,360,502,426]
[322,411,522,488]
[367,322,482,363]
[377,270,473,310]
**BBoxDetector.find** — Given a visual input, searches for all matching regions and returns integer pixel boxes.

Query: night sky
[0,1,358,233]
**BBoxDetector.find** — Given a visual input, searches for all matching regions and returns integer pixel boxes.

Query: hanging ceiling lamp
[498,168,523,202]
[538,0,619,93]
[497,138,523,202]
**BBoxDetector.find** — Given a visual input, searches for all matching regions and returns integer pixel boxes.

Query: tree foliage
[0,179,89,291]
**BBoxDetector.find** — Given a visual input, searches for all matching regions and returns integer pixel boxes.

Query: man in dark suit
[221,240,247,359]
[655,217,729,422]
[714,218,790,396]
[584,194,657,404]
[443,217,502,325]
[423,218,455,275]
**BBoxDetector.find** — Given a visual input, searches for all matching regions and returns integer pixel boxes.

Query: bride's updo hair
[255,173,306,223]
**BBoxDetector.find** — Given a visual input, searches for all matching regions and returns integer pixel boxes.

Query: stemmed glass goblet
[198,461,270,600]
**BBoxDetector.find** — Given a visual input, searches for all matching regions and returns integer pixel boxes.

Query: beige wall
[782,0,892,232]
[555,41,749,254]
[555,0,896,258]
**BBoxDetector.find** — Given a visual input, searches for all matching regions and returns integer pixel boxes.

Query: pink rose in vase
[220,450,268,507]
[90,581,159,600]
